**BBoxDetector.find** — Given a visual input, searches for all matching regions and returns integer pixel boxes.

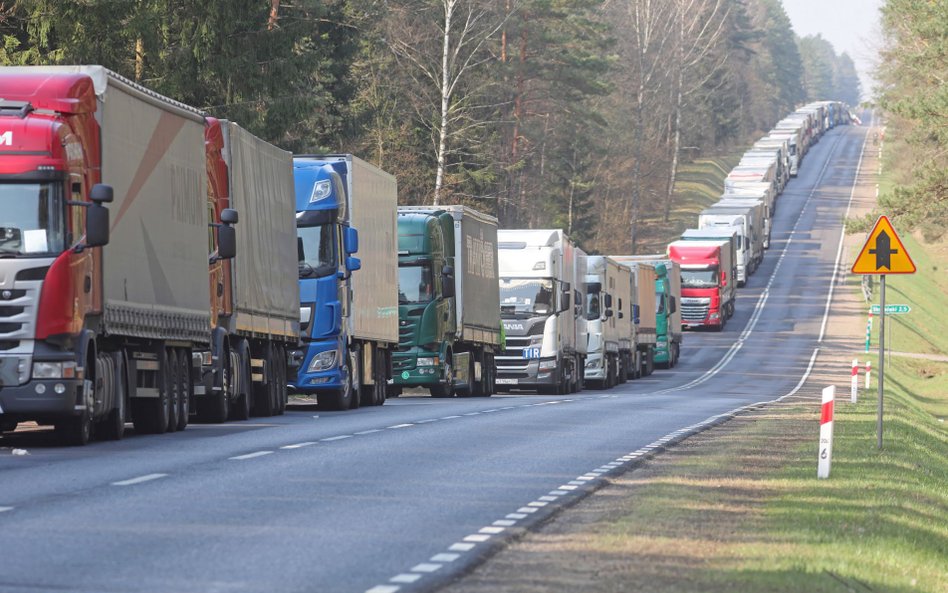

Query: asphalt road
[0,120,868,593]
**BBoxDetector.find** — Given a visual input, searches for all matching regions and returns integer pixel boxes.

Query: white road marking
[387,423,414,429]
[280,442,316,449]
[411,563,442,573]
[463,534,491,542]
[354,429,382,435]
[366,586,400,593]
[0,506,14,512]
[549,490,569,496]
[390,574,421,584]
[462,412,480,416]
[479,526,505,534]
[558,485,578,491]
[449,542,476,552]
[493,519,517,526]
[440,415,462,420]
[538,495,558,502]
[517,507,538,514]
[111,473,168,486]
[527,501,548,507]
[416,419,439,424]
[320,435,352,442]
[431,553,461,562]
[507,513,528,519]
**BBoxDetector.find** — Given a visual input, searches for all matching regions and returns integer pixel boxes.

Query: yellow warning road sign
[852,216,916,274]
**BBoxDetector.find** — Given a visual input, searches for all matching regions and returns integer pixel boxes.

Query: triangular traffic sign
[852,216,916,274]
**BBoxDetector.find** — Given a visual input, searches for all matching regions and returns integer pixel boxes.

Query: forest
[0,0,863,253]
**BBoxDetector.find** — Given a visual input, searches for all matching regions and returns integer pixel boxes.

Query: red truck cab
[0,71,111,439]
[667,242,731,331]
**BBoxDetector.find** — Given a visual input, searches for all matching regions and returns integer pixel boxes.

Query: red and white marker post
[818,385,835,479]
[851,359,859,403]
[865,360,871,390]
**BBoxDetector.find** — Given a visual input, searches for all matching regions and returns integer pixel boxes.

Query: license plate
[496,378,518,385]
[521,347,541,359]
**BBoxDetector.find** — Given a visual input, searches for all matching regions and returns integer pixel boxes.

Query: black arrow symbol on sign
[869,230,898,270]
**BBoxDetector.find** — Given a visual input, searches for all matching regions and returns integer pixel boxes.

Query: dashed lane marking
[280,442,316,450]
[410,563,443,573]
[229,452,273,461]
[387,424,414,429]
[111,473,168,486]
[320,435,353,442]
[354,429,382,435]
[0,506,14,512]
[431,553,461,562]
[389,574,420,584]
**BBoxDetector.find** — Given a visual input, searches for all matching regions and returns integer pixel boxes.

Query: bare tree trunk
[433,0,456,206]
[135,37,144,81]
[268,0,280,31]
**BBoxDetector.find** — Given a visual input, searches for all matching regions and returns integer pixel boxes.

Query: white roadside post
[865,360,871,390]
[850,359,858,403]
[818,386,835,479]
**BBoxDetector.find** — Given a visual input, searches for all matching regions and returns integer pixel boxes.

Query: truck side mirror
[604,309,613,319]
[603,293,613,309]
[633,304,640,324]
[344,226,359,255]
[221,208,238,224]
[442,265,454,278]
[218,224,236,260]
[346,255,362,273]
[670,296,677,314]
[442,274,456,299]
[90,183,114,204]
[561,292,571,313]
[85,202,110,248]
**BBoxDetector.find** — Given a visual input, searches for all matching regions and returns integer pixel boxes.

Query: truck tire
[97,353,126,441]
[230,342,251,421]
[56,412,92,446]
[132,350,171,435]
[430,354,454,398]
[317,361,355,410]
[165,349,180,433]
[175,350,190,431]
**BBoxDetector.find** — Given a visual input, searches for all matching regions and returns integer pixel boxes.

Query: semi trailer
[197,119,298,422]
[0,65,237,444]
[583,256,633,389]
[611,256,682,369]
[393,206,502,397]
[290,155,398,410]
[496,229,586,394]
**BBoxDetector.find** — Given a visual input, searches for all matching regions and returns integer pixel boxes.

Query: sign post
[851,216,916,450]
[818,385,835,479]
[850,359,858,403]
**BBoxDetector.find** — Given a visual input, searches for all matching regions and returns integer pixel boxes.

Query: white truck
[726,161,779,201]
[740,150,786,193]
[752,137,790,184]
[584,256,634,389]
[497,229,586,394]
[699,206,760,281]
[709,203,765,265]
[718,193,771,249]
[771,122,805,175]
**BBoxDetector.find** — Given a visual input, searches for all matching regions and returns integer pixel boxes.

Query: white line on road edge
[111,473,168,486]
[280,442,317,450]
[320,435,352,442]
[229,451,273,461]
[0,506,14,512]
[362,128,866,593]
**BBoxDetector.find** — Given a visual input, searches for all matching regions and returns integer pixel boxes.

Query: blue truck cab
[290,157,362,410]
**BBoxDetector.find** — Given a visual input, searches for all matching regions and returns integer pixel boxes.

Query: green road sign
[871,304,911,315]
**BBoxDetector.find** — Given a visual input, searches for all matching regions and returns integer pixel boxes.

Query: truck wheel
[276,347,288,415]
[56,412,92,446]
[430,355,454,398]
[230,344,251,421]
[457,355,475,397]
[97,353,126,441]
[165,349,180,433]
[132,350,171,435]
[317,363,354,410]
[175,350,190,431]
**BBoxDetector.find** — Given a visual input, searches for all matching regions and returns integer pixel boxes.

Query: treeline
[0,0,859,253]
[869,0,947,241]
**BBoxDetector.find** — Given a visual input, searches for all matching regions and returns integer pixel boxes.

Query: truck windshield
[499,278,554,317]
[0,182,66,257]
[681,269,719,288]
[398,264,434,303]
[297,223,336,278]
[585,287,601,320]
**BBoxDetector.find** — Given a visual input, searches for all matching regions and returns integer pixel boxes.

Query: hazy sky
[782,0,884,99]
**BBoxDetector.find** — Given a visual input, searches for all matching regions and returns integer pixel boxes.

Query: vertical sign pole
[851,358,858,403]
[877,275,886,450]
[818,385,835,478]
[866,311,872,353]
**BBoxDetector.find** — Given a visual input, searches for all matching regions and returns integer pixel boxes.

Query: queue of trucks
[0,65,849,444]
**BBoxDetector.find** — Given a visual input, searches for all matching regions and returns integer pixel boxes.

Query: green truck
[392,206,502,397]
[610,256,682,369]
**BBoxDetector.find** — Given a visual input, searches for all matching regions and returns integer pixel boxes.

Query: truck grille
[501,336,532,358]
[680,298,711,323]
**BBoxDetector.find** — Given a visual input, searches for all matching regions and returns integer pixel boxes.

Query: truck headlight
[309,180,332,203]
[308,350,337,372]
[32,361,77,379]
[538,359,557,371]
[417,357,439,367]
